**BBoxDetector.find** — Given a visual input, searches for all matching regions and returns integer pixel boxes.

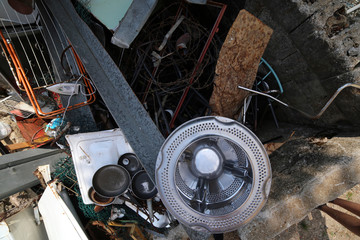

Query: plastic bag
[0,122,11,140]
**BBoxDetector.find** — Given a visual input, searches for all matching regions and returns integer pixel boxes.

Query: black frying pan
[92,165,130,198]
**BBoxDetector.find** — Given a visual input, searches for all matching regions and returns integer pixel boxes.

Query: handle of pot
[147,199,154,223]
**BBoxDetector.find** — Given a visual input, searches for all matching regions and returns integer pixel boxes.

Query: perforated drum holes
[156,116,271,233]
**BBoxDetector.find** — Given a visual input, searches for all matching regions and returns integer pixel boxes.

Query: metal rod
[143,63,171,133]
[347,3,360,14]
[238,83,360,120]
[0,1,40,87]
[37,0,80,77]
[169,1,227,128]
[14,12,50,87]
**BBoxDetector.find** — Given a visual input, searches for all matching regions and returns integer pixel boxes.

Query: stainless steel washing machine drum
[155,116,271,233]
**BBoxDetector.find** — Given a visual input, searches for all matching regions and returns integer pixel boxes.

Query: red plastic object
[17,118,46,142]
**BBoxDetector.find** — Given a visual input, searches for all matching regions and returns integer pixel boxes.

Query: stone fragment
[238,135,360,240]
[347,46,359,56]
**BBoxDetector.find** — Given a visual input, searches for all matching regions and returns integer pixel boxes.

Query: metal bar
[260,58,283,94]
[37,0,80,78]
[0,1,41,88]
[169,1,227,128]
[238,83,360,120]
[13,10,53,86]
[143,63,171,134]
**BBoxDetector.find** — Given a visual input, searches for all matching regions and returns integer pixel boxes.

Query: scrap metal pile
[0,1,281,239]
[121,2,224,135]
[7,0,358,239]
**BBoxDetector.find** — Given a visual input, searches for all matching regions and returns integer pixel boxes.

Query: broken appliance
[156,116,271,233]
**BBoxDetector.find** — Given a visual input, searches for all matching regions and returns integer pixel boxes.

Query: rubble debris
[50,121,71,146]
[87,220,117,239]
[209,9,273,118]
[38,182,88,240]
[0,122,11,140]
[16,118,46,142]
[108,221,147,240]
[109,207,125,221]
[0,189,38,222]
[346,3,360,14]
[157,15,185,51]
[347,46,359,57]
[325,7,349,37]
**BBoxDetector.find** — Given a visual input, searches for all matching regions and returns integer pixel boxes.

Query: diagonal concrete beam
[44,0,164,182]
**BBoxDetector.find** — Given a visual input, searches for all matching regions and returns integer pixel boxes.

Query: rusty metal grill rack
[0,1,95,119]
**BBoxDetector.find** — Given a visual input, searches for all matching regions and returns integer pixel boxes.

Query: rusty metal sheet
[209,9,273,118]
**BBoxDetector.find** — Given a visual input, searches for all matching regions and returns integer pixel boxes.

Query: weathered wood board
[209,10,273,118]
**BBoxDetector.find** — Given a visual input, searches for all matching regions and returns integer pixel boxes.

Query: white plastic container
[0,122,11,140]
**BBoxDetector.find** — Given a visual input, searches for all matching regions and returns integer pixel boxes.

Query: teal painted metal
[258,58,283,94]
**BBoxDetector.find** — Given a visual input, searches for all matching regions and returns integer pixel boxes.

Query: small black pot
[131,170,157,200]
[118,153,142,176]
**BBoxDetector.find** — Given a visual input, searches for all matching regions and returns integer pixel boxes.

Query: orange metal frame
[0,30,96,119]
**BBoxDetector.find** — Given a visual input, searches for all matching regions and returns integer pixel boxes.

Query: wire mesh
[0,1,96,118]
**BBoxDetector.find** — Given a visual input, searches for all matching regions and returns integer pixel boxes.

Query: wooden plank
[209,10,273,118]
[6,142,32,152]
[5,136,53,152]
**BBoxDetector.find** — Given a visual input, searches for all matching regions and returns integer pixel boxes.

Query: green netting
[52,157,112,222]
